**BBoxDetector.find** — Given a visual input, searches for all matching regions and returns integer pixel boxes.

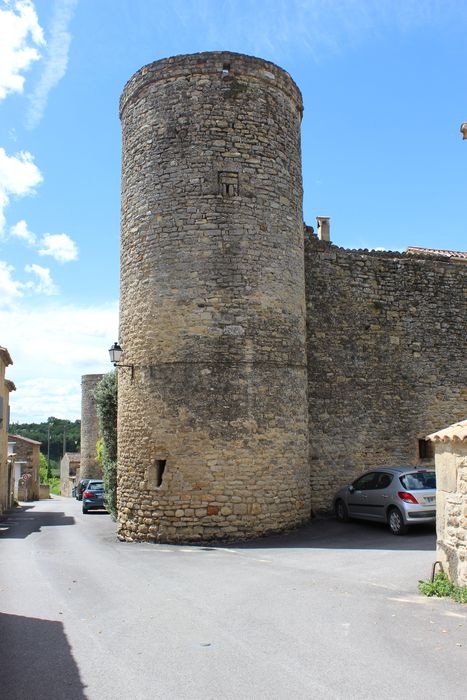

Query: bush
[419,572,467,604]
[93,371,117,520]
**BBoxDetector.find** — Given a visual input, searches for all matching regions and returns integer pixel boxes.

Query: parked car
[333,466,436,535]
[82,480,106,514]
[76,479,92,501]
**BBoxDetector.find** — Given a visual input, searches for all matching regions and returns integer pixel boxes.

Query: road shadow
[0,612,87,699]
[200,516,436,552]
[0,505,75,540]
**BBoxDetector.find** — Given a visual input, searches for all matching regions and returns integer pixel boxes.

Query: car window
[374,472,393,490]
[400,471,436,490]
[89,482,104,491]
[353,472,380,490]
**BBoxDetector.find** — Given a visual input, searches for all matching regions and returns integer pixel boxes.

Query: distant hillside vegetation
[9,417,81,462]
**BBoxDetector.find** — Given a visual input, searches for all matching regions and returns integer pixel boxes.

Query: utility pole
[63,426,67,459]
[47,422,51,480]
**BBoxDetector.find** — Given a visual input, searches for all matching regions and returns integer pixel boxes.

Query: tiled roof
[406,246,467,260]
[8,434,42,445]
[65,452,81,460]
[426,419,467,443]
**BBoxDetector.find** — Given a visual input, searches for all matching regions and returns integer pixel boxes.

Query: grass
[419,572,467,604]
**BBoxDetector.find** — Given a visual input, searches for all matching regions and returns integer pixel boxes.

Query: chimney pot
[316,216,331,242]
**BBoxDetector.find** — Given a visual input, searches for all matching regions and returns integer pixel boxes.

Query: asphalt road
[0,496,465,700]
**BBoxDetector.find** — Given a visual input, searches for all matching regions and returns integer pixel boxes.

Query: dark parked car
[82,480,107,514]
[333,466,436,535]
[76,479,92,501]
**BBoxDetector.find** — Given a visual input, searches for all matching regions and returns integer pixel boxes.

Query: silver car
[333,466,436,535]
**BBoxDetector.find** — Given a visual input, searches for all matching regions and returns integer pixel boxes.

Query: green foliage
[419,572,467,604]
[452,586,467,604]
[39,452,60,493]
[10,417,80,462]
[93,371,117,520]
[96,437,104,469]
[39,453,48,483]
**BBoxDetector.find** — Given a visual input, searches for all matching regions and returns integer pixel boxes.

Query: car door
[358,471,394,521]
[347,472,380,519]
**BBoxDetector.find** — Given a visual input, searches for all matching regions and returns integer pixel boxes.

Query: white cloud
[0,147,42,233]
[0,0,45,101]
[25,263,58,295]
[38,232,78,262]
[10,219,36,244]
[26,0,78,129]
[0,260,23,306]
[1,300,119,421]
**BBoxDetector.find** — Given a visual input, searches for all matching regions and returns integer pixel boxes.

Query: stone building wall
[118,51,310,542]
[0,347,14,514]
[10,435,40,501]
[80,374,103,480]
[60,452,81,497]
[432,441,467,587]
[305,235,467,510]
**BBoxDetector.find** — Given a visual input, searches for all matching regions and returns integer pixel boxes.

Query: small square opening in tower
[222,63,231,75]
[219,171,239,197]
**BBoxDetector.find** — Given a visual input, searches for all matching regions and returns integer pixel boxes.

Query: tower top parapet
[120,51,303,119]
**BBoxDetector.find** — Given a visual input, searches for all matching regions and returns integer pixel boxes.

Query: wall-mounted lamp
[108,342,134,378]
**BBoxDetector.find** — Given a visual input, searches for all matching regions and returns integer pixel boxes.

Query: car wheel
[82,506,88,514]
[335,499,350,523]
[388,507,408,535]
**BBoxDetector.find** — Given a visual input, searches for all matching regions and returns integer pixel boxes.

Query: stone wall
[11,436,40,501]
[118,51,310,542]
[0,347,13,514]
[80,375,103,479]
[305,235,467,510]
[60,453,81,497]
[433,442,467,587]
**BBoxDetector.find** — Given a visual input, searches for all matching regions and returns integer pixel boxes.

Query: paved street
[0,496,466,700]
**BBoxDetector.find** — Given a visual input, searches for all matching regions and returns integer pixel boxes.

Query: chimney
[316,216,330,242]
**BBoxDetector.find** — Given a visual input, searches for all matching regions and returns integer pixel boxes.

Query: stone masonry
[80,374,103,480]
[117,51,467,543]
[427,420,467,587]
[305,237,467,510]
[118,52,310,542]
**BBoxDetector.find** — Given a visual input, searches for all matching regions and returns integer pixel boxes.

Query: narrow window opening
[222,63,230,75]
[156,459,166,487]
[418,439,433,460]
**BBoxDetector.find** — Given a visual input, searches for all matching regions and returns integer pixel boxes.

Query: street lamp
[460,123,467,140]
[108,342,134,378]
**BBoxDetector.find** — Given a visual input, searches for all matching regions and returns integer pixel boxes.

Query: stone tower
[118,51,310,542]
[80,374,103,480]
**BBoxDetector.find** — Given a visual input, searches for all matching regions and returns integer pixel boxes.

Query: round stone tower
[118,51,310,542]
[80,374,103,479]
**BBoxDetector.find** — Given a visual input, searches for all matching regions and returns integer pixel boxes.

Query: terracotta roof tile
[426,419,467,443]
[8,434,42,445]
[406,246,467,260]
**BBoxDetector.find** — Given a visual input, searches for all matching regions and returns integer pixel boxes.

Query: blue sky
[0,0,466,422]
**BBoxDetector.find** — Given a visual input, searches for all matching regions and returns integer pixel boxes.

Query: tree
[39,453,48,483]
[93,371,117,520]
[9,418,80,462]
